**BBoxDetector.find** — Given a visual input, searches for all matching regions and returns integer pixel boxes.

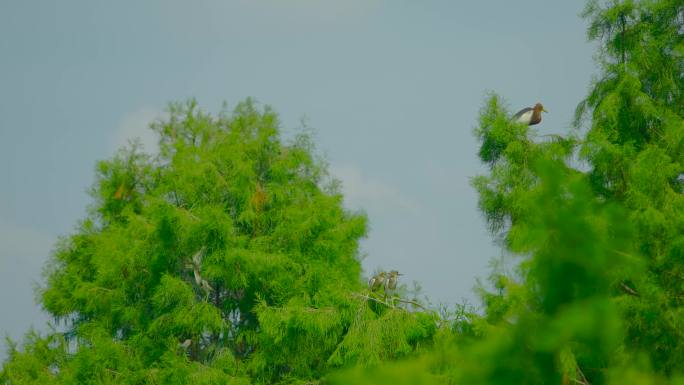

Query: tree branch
[620,281,639,297]
[351,292,430,312]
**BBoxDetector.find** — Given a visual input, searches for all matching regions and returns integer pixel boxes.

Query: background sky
[0,0,596,358]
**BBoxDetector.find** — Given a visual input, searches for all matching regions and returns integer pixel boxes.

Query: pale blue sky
[0,0,596,355]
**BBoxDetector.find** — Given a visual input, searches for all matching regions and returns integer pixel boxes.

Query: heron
[368,271,387,292]
[187,246,213,295]
[512,103,547,126]
[384,270,403,291]
[178,339,192,350]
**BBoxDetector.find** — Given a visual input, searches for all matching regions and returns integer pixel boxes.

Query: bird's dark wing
[512,107,533,120]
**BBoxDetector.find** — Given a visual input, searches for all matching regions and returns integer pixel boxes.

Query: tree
[6,1,683,384]
[2,99,439,385]
[334,1,684,384]
[469,0,684,382]
[465,0,684,382]
[577,0,684,374]
[2,100,437,384]
[467,97,639,385]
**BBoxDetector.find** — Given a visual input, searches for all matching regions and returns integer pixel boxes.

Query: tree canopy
[334,0,684,383]
[3,0,684,384]
[1,100,434,384]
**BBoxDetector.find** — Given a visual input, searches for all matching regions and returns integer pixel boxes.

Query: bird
[384,270,403,291]
[178,339,192,350]
[187,247,213,295]
[368,272,387,292]
[512,103,547,126]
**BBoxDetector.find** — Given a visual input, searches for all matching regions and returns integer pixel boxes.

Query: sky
[0,0,596,357]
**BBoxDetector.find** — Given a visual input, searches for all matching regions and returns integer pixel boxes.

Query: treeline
[2,0,684,384]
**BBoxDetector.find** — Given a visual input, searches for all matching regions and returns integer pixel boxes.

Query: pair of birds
[368,270,402,292]
[513,102,547,126]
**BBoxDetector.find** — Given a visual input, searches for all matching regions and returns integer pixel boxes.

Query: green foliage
[4,99,417,385]
[328,303,437,368]
[4,1,684,384]
[460,2,684,381]
[333,1,684,383]
[461,1,684,381]
[2,99,438,385]
[578,0,684,375]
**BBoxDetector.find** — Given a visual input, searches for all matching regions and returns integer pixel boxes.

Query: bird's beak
[543,108,548,113]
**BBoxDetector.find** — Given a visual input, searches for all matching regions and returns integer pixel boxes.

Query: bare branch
[350,292,430,312]
[620,281,639,297]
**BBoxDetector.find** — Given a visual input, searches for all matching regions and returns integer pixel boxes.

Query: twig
[575,363,590,385]
[351,292,430,312]
[611,249,639,260]
[105,368,121,376]
[620,281,640,297]
[392,297,430,312]
[351,292,393,308]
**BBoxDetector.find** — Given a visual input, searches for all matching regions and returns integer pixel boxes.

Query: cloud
[329,164,419,214]
[110,107,161,154]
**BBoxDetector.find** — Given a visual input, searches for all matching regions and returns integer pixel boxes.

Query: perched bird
[384,270,403,291]
[178,339,192,350]
[368,272,387,292]
[512,103,547,126]
[178,338,193,358]
[187,247,213,295]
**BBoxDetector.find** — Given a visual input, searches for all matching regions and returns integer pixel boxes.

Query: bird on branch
[384,270,403,292]
[512,102,547,126]
[187,246,213,296]
[178,339,192,350]
[368,271,387,292]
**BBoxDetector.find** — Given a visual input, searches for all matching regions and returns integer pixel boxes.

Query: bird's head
[534,103,548,113]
